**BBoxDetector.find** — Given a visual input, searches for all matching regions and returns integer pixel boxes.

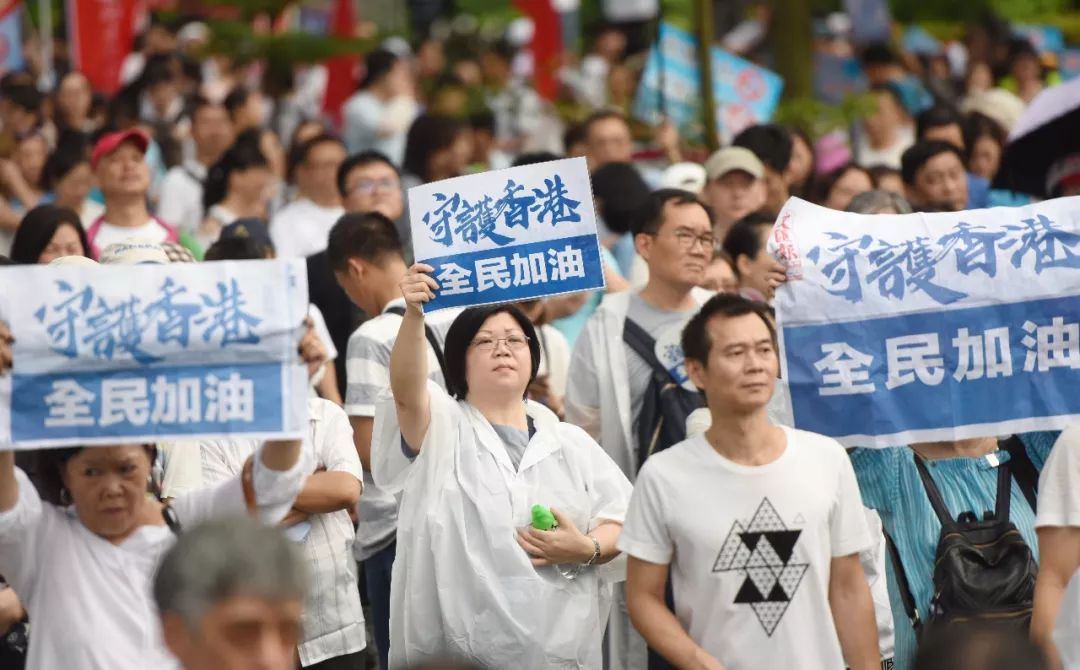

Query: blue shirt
[851,432,1058,669]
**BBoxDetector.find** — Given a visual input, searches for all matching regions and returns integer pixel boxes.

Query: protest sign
[814,53,867,105]
[769,196,1080,447]
[407,157,605,311]
[633,22,782,143]
[0,260,310,448]
[1060,49,1080,81]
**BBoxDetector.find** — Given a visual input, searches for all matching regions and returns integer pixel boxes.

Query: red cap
[91,129,150,169]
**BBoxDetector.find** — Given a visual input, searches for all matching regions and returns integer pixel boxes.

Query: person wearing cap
[702,146,767,240]
[659,162,707,195]
[85,129,180,259]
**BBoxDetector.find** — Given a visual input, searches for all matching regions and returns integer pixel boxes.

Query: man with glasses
[271,134,347,259]
[566,188,716,670]
[307,151,405,402]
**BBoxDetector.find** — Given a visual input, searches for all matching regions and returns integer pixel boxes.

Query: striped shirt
[346,299,460,560]
[851,431,1059,670]
[200,399,366,666]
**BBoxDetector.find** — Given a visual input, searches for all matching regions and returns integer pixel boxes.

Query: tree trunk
[767,0,813,101]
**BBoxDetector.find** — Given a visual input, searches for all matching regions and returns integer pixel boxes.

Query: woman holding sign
[371,263,633,669]
[0,319,326,670]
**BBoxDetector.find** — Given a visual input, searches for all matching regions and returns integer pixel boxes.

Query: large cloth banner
[632,22,783,143]
[770,196,1080,447]
[408,157,605,311]
[0,260,310,448]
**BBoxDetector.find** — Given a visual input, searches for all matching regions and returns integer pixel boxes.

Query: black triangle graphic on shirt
[766,581,790,602]
[740,532,763,551]
[734,578,765,604]
[764,530,801,564]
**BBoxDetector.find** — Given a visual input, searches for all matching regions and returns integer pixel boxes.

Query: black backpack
[622,318,704,472]
[887,440,1039,637]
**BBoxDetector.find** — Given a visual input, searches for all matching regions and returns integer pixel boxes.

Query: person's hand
[516,507,596,567]
[765,258,788,298]
[280,508,310,528]
[399,263,439,316]
[689,647,727,670]
[0,320,12,375]
[0,586,25,635]
[298,317,328,380]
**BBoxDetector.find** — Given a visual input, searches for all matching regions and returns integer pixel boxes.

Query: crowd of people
[0,3,1079,670]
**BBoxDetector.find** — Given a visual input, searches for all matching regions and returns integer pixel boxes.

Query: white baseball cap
[99,239,170,265]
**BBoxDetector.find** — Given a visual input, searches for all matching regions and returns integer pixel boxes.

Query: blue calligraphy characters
[35,277,264,363]
[808,215,1080,306]
[422,174,583,248]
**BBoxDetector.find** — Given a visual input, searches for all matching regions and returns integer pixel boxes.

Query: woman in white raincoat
[372,264,633,669]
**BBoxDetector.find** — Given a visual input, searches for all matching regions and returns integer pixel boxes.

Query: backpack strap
[994,449,1013,522]
[913,453,958,527]
[385,305,450,382]
[884,530,922,634]
[622,317,669,379]
[1002,436,1038,513]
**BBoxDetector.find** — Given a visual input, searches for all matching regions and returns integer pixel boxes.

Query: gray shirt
[623,294,698,441]
[492,423,532,471]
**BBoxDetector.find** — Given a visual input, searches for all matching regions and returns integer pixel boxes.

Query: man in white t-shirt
[86,129,179,258]
[157,98,234,237]
[619,294,879,670]
[1031,425,1080,668]
[270,134,347,259]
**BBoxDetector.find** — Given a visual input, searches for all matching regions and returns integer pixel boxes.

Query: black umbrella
[993,77,1080,198]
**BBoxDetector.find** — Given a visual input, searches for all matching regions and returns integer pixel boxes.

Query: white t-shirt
[0,448,307,670]
[269,198,345,259]
[618,428,872,670]
[157,161,207,237]
[91,218,170,255]
[1036,426,1080,667]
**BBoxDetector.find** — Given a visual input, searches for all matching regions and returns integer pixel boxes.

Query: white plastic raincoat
[372,381,633,669]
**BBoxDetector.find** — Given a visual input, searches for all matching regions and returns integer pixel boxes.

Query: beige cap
[48,255,99,267]
[704,146,765,181]
[99,239,170,265]
[960,88,1026,133]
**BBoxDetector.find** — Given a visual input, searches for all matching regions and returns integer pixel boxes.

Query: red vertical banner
[515,0,561,101]
[322,0,358,127]
[68,0,139,94]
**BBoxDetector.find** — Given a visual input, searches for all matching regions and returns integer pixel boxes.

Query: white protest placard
[769,196,1080,447]
[0,260,310,448]
[407,157,606,310]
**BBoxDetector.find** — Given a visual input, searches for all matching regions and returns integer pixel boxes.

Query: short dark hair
[286,133,344,183]
[859,42,901,67]
[901,140,964,185]
[358,48,400,89]
[563,122,587,152]
[962,112,1007,157]
[681,293,777,367]
[189,95,223,123]
[722,212,774,272]
[443,304,541,400]
[223,87,252,118]
[203,131,269,212]
[916,105,963,141]
[336,150,399,198]
[326,211,403,273]
[512,151,562,168]
[582,109,629,139]
[42,135,90,190]
[204,237,267,261]
[867,164,901,186]
[812,163,873,206]
[732,124,793,174]
[468,109,496,133]
[633,188,712,236]
[592,162,649,235]
[6,84,42,114]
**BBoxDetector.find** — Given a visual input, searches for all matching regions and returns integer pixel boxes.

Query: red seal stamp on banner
[770,211,802,280]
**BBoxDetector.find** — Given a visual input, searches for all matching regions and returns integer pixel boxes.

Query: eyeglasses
[471,334,531,351]
[350,178,399,195]
[648,230,716,251]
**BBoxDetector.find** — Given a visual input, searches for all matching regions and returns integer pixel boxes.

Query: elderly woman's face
[63,445,152,540]
[465,312,533,400]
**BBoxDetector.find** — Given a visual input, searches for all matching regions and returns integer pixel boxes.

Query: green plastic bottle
[531,504,557,530]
